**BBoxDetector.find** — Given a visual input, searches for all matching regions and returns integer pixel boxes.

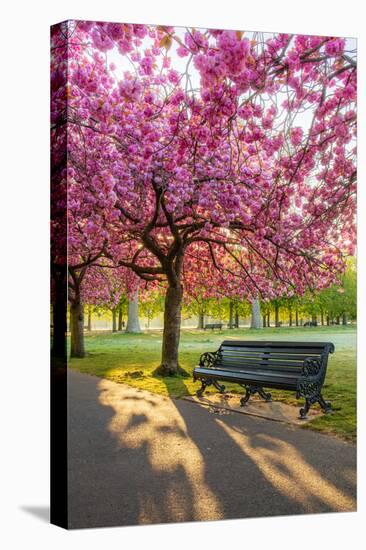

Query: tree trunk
[126,291,141,333]
[295,309,299,327]
[262,314,267,328]
[336,315,340,325]
[267,312,271,327]
[154,284,188,376]
[251,299,262,329]
[229,301,234,329]
[320,309,324,326]
[326,315,330,326]
[275,304,280,327]
[112,308,117,332]
[197,312,204,329]
[70,298,85,358]
[118,305,123,331]
[87,305,92,331]
[235,310,239,328]
[342,313,347,325]
[289,308,293,327]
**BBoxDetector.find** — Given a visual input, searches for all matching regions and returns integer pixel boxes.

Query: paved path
[68,370,356,529]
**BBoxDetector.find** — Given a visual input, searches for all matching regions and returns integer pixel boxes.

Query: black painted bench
[193,340,334,419]
[204,323,223,330]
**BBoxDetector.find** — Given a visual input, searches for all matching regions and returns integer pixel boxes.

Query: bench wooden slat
[221,340,333,348]
[194,367,299,388]
[220,346,325,355]
[220,350,322,358]
[221,351,320,359]
[195,366,300,380]
[216,360,303,370]
[215,359,304,371]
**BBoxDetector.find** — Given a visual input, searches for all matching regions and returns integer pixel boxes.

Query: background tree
[117,295,128,331]
[139,289,165,329]
[250,298,262,329]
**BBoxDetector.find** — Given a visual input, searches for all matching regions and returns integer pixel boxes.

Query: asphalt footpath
[67,369,356,529]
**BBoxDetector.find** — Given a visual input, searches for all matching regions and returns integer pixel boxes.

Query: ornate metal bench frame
[193,344,334,419]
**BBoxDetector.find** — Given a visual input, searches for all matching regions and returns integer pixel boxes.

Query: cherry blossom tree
[52,21,356,373]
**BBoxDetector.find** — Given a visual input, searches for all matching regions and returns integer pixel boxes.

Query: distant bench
[204,323,223,330]
[193,340,334,419]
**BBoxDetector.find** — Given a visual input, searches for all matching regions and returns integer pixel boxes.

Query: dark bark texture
[154,284,188,377]
[118,306,123,331]
[235,310,239,328]
[229,301,234,329]
[70,299,85,358]
[112,308,117,332]
[87,306,92,331]
[275,305,280,327]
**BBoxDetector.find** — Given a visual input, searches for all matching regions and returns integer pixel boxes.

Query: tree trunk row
[118,306,123,331]
[112,308,117,332]
[274,304,280,327]
[68,291,141,358]
[228,301,234,329]
[251,299,262,328]
[126,291,141,333]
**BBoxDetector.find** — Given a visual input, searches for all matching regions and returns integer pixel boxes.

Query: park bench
[204,323,223,330]
[193,340,334,419]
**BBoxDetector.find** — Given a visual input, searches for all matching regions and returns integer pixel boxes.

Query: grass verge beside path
[70,326,356,442]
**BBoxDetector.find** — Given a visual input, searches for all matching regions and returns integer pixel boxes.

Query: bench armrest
[198,350,220,369]
[301,357,323,377]
[297,356,327,400]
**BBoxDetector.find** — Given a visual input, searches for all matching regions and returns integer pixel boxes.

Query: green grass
[70,325,356,442]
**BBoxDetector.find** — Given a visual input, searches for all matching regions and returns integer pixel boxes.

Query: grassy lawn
[70,325,356,442]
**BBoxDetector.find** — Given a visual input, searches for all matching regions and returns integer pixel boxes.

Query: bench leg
[196,378,212,397]
[212,380,226,393]
[257,387,272,402]
[240,386,252,406]
[317,394,332,413]
[299,398,311,420]
[240,385,272,407]
[299,393,332,419]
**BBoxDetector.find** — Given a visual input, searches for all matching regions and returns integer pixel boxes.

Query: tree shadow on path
[67,370,356,529]
[162,374,356,520]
